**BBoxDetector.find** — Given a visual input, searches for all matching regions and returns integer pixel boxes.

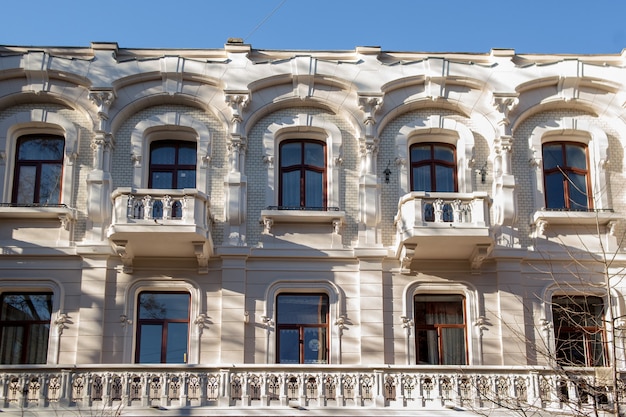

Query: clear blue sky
[2,0,625,54]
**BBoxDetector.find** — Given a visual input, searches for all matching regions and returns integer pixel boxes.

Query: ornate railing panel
[0,365,620,414]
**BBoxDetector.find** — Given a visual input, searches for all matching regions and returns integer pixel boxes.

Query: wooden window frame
[148,140,197,189]
[276,293,329,364]
[135,291,190,364]
[414,294,468,365]
[12,134,65,205]
[409,142,458,192]
[0,292,53,364]
[542,141,593,210]
[278,139,327,209]
[552,295,607,367]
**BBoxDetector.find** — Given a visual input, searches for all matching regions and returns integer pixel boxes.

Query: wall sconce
[476,162,488,184]
[383,161,392,183]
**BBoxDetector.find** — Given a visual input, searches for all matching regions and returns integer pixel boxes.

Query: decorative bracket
[112,240,133,274]
[192,241,209,274]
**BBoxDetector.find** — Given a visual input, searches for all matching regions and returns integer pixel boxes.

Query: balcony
[107,188,213,273]
[0,364,618,416]
[394,192,493,269]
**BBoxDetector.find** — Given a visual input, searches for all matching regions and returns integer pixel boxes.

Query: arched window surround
[395,116,475,195]
[122,279,203,364]
[262,114,343,209]
[528,119,610,212]
[402,280,481,365]
[129,112,211,192]
[263,280,343,364]
[538,283,623,368]
[0,279,64,365]
[0,110,79,205]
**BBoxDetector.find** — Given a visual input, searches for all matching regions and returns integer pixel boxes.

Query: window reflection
[410,143,456,192]
[279,140,326,208]
[542,142,591,210]
[12,135,64,205]
[136,292,190,363]
[149,141,197,189]
[277,293,329,364]
[0,293,53,364]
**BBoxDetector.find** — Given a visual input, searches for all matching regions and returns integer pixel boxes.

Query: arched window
[410,143,457,192]
[149,140,197,189]
[12,135,64,205]
[135,291,190,364]
[414,294,467,365]
[276,293,329,364]
[279,140,326,208]
[0,292,53,364]
[542,142,591,210]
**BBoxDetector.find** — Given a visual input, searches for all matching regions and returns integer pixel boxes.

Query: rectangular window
[552,295,606,367]
[410,143,457,192]
[136,292,190,363]
[0,293,52,364]
[414,294,467,365]
[542,142,591,210]
[277,293,329,364]
[12,135,64,205]
[149,140,197,189]
[279,140,326,209]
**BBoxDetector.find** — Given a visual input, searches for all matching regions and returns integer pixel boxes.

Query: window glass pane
[15,166,37,204]
[39,163,62,204]
[545,173,565,209]
[304,327,327,364]
[177,170,196,189]
[279,328,299,364]
[435,166,455,192]
[27,323,50,364]
[18,137,64,161]
[543,144,564,169]
[417,329,439,364]
[412,166,431,192]
[277,295,328,324]
[139,293,189,320]
[138,324,163,363]
[304,142,324,167]
[305,170,323,207]
[281,171,300,207]
[151,172,174,189]
[0,326,24,364]
[177,143,197,165]
[411,145,430,162]
[166,322,188,363]
[566,144,587,170]
[441,328,466,365]
[151,144,176,165]
[1,294,52,321]
[434,145,454,162]
[0,293,52,364]
[568,173,589,210]
[280,142,301,167]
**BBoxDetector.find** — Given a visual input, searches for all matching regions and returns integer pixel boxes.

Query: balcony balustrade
[0,365,618,415]
[107,188,213,272]
[394,192,493,269]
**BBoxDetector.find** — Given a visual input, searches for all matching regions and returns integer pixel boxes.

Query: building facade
[0,40,625,416]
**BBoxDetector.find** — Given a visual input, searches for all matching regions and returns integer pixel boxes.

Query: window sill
[0,204,76,220]
[260,208,346,225]
[532,209,621,234]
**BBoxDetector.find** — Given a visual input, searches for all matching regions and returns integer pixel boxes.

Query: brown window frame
[148,140,197,189]
[12,134,65,205]
[276,293,329,364]
[552,295,607,367]
[278,139,327,209]
[542,141,592,210]
[0,292,53,364]
[414,294,468,365]
[409,142,458,192]
[135,291,190,364]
